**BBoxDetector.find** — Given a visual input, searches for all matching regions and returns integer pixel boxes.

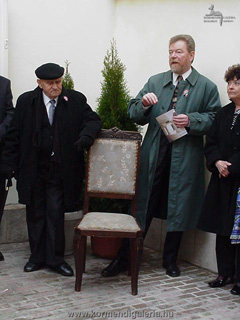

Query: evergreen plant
[62,60,74,90]
[96,39,138,131]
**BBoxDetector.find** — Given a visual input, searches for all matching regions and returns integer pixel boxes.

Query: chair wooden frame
[73,128,143,295]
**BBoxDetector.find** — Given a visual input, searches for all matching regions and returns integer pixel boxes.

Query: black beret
[35,63,64,80]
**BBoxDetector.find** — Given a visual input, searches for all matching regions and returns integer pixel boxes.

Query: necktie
[49,100,56,125]
[171,75,183,109]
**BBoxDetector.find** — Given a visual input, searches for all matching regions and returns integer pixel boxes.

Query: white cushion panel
[77,212,141,232]
[87,139,138,194]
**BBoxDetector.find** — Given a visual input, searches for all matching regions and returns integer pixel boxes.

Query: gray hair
[169,34,195,52]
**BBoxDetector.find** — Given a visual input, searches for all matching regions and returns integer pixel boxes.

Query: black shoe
[163,262,180,277]
[24,261,44,272]
[0,251,4,261]
[54,262,74,277]
[208,276,234,288]
[230,284,240,295]
[101,258,128,277]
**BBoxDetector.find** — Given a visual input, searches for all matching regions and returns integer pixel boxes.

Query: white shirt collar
[42,92,58,106]
[42,92,59,117]
[172,67,192,86]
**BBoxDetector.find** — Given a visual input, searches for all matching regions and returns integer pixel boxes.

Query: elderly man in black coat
[0,75,14,261]
[1,63,101,276]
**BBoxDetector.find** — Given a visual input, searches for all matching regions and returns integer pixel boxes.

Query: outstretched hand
[142,93,158,107]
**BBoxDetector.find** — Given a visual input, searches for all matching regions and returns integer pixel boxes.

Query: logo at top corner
[204,4,236,26]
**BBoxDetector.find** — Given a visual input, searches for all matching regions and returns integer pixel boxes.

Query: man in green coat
[101,34,221,278]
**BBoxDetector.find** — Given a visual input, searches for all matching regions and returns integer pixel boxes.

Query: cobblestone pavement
[0,242,239,320]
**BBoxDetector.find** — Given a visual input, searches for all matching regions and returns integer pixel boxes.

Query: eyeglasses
[227,80,240,86]
[169,50,184,57]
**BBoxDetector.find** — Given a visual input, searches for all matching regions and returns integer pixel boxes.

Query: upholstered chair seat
[78,212,141,232]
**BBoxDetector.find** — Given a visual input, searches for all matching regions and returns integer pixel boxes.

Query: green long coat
[128,68,221,231]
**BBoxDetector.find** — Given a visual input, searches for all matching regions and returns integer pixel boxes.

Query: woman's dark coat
[198,102,240,236]
[2,86,101,211]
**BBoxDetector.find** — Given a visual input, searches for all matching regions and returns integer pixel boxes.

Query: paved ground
[0,242,239,320]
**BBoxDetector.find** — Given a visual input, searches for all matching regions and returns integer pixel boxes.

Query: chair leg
[130,236,143,295]
[128,243,131,276]
[73,232,86,292]
[128,257,131,277]
[83,236,87,273]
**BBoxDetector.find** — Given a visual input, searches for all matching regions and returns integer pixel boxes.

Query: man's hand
[142,93,158,107]
[215,160,232,178]
[173,114,189,128]
[74,136,94,152]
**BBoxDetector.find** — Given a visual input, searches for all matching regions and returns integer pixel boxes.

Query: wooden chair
[73,128,143,295]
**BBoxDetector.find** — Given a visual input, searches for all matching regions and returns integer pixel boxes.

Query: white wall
[114,0,240,107]
[0,0,8,76]
[8,0,115,107]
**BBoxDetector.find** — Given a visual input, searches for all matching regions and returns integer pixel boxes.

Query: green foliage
[89,198,130,214]
[90,40,140,213]
[62,60,74,90]
[96,39,138,131]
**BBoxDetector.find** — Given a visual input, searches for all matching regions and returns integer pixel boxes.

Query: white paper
[156,109,188,142]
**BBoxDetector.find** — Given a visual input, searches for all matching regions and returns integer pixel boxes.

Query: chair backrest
[83,128,142,215]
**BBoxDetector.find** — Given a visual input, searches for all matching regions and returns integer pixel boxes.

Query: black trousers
[162,231,183,265]
[118,142,183,265]
[26,164,65,266]
[216,234,240,282]
[0,175,5,223]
